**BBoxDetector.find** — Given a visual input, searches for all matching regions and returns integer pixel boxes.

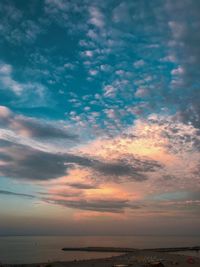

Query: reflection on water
[0,235,200,264]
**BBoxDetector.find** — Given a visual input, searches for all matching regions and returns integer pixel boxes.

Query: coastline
[4,250,200,267]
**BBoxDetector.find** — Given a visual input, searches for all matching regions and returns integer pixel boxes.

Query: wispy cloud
[44,197,132,213]
[0,63,23,94]
[0,189,35,198]
[0,106,78,141]
[0,62,52,108]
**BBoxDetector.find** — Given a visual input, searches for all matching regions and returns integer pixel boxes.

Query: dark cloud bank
[44,198,136,213]
[0,138,162,182]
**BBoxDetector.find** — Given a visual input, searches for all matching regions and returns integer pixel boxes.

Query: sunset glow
[0,0,200,236]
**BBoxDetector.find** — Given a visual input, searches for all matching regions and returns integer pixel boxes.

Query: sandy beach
[7,250,200,267]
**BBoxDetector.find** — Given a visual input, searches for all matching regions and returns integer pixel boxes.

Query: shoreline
[3,250,200,267]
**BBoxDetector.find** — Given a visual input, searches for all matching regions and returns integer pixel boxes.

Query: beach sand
[8,250,200,267]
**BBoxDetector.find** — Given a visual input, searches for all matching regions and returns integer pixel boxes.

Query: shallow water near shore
[0,235,200,264]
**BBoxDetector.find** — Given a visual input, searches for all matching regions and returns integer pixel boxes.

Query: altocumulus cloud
[166,0,200,129]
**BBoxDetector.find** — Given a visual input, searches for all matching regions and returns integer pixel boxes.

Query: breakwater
[62,246,200,253]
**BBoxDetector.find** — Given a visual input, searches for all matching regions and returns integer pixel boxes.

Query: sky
[0,0,200,236]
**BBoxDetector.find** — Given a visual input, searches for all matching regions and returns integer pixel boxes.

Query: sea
[0,235,200,264]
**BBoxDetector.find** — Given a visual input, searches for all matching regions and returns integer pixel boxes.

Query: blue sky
[0,0,200,235]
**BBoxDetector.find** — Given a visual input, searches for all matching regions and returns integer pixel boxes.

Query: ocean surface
[0,235,200,264]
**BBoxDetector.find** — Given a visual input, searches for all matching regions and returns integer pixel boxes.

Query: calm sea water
[0,235,200,264]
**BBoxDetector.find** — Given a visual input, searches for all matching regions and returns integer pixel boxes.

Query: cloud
[89,6,105,29]
[0,141,69,180]
[44,0,88,34]
[0,189,35,198]
[1,113,200,215]
[166,0,200,128]
[134,87,149,98]
[103,85,116,98]
[0,106,78,141]
[2,110,199,189]
[0,63,23,94]
[147,114,200,154]
[14,118,78,140]
[0,2,44,44]
[68,182,97,190]
[112,2,133,24]
[133,60,145,68]
[0,0,199,222]
[91,157,161,182]
[0,62,52,108]
[0,129,162,182]
[79,114,200,196]
[44,197,132,213]
[0,106,12,125]
[39,189,83,198]
[45,0,70,14]
[152,191,200,203]
[0,186,133,213]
